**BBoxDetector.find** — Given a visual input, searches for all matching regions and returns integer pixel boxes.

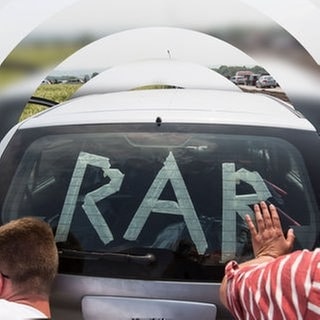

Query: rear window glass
[1,131,318,281]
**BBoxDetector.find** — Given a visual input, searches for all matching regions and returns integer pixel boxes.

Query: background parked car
[230,75,246,85]
[255,75,277,88]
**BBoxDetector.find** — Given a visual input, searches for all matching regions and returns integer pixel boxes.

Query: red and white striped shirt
[224,249,320,320]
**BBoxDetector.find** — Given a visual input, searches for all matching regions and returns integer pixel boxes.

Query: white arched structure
[73,59,240,97]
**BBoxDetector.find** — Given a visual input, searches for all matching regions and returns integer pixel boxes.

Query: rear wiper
[29,96,59,108]
[58,248,156,265]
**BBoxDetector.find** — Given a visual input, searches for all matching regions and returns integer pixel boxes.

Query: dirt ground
[240,86,290,103]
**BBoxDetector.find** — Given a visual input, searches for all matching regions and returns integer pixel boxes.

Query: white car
[0,88,320,319]
[255,75,277,88]
[230,75,246,85]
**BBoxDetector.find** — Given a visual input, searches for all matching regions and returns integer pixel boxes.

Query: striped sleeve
[305,249,320,318]
[224,249,320,320]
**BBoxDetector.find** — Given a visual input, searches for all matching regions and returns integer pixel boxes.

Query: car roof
[20,89,315,131]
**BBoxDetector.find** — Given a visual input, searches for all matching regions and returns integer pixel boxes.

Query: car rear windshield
[0,126,319,281]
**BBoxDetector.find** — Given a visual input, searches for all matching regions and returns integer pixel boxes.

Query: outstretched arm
[220,201,295,308]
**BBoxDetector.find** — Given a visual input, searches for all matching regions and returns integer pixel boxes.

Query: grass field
[0,43,82,88]
[1,41,84,121]
[21,83,82,121]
